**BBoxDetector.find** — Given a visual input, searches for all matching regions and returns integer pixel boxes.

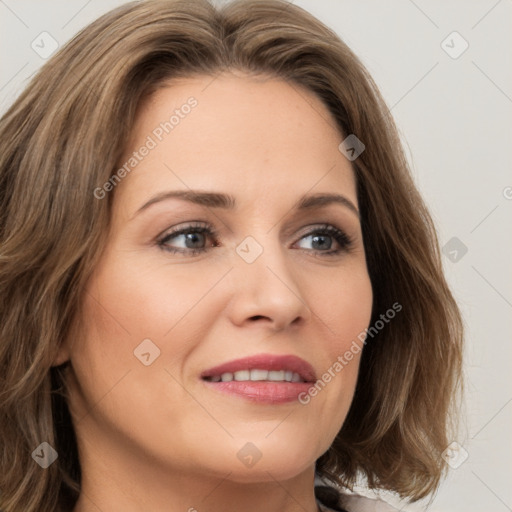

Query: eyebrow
[133,189,360,219]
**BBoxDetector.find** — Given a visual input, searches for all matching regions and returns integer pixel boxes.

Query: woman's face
[59,72,373,483]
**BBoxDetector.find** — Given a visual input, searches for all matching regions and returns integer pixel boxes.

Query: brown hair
[0,0,463,510]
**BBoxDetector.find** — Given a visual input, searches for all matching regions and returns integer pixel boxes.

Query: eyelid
[294,224,355,252]
[157,221,216,240]
[156,221,354,256]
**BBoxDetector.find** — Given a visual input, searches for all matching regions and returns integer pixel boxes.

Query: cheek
[69,248,229,409]
[84,248,222,344]
[65,252,214,449]
[303,265,372,426]
[316,265,373,355]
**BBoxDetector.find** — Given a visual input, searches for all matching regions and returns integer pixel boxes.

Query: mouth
[202,369,307,383]
[200,353,316,404]
[200,353,316,383]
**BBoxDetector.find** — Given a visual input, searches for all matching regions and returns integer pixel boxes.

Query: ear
[51,341,71,367]
[52,318,81,367]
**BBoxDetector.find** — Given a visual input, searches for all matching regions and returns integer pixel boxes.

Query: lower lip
[202,380,313,404]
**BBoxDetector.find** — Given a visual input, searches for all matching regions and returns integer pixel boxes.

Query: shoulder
[340,493,400,512]
[318,493,400,512]
[319,494,399,512]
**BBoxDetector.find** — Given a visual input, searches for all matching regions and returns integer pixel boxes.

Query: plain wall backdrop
[1,1,511,510]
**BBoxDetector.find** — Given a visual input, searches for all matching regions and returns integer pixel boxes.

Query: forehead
[116,72,357,210]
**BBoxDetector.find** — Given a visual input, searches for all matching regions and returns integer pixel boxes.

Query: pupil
[312,235,331,250]
[186,233,204,248]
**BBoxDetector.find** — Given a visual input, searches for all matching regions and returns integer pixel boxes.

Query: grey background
[1,1,511,510]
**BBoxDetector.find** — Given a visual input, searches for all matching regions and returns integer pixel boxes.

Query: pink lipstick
[200,353,316,404]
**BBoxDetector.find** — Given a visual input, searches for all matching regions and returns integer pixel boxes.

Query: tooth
[213,369,302,383]
[250,369,268,381]
[267,370,285,381]
[234,370,250,381]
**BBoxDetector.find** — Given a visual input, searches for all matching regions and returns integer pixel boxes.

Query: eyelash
[157,222,354,257]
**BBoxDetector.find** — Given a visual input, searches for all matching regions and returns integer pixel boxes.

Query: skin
[55,71,373,512]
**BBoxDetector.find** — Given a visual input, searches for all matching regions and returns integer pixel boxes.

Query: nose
[225,236,312,332]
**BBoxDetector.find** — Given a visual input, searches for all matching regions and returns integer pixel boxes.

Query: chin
[223,459,314,484]
[201,436,319,483]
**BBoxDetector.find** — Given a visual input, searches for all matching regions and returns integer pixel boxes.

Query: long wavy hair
[0,1,464,511]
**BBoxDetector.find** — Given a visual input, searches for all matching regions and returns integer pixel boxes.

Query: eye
[157,222,354,257]
[294,224,354,256]
[157,222,218,255]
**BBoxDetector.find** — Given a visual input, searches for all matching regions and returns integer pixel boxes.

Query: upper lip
[200,353,317,383]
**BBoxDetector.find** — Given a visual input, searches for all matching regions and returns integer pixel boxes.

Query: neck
[71,432,321,512]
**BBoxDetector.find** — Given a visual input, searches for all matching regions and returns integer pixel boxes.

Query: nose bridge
[227,228,310,328]
[236,228,292,286]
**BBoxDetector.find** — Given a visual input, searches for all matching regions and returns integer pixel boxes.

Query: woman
[0,1,464,511]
